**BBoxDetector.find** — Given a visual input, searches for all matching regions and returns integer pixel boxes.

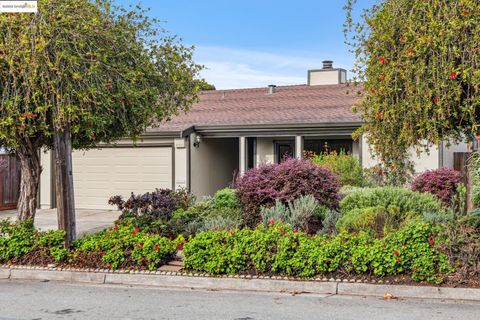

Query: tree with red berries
[345,0,480,183]
[0,0,203,221]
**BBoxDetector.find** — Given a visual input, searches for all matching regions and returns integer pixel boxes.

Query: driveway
[0,209,120,237]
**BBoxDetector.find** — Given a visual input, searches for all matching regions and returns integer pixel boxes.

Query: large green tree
[345,0,480,183]
[0,0,202,220]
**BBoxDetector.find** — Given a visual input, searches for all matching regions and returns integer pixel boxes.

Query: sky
[114,0,377,89]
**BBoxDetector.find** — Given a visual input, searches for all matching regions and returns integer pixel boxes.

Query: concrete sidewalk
[0,209,119,236]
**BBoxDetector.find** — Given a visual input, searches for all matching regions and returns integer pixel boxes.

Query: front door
[274,140,295,163]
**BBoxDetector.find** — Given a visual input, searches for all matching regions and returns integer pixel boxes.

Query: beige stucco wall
[256,137,275,165]
[40,149,52,209]
[309,70,346,86]
[174,138,188,190]
[352,140,360,159]
[361,134,440,173]
[190,135,239,199]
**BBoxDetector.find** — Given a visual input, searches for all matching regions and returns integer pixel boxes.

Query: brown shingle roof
[148,83,361,134]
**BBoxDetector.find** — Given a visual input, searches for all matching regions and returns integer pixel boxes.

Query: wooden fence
[0,155,20,210]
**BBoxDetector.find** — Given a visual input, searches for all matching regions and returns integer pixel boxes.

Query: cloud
[194,46,351,89]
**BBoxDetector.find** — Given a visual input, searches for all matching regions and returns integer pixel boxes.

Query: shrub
[170,200,243,235]
[75,224,177,270]
[109,188,195,236]
[0,219,65,263]
[317,210,342,236]
[411,167,462,206]
[183,222,453,283]
[439,214,480,278]
[340,187,447,217]
[471,151,480,208]
[201,215,242,231]
[235,158,341,227]
[260,195,323,233]
[310,151,364,187]
[336,205,409,237]
[363,163,414,187]
[213,188,241,210]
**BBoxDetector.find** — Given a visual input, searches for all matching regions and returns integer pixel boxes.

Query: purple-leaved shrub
[235,158,340,227]
[411,167,462,206]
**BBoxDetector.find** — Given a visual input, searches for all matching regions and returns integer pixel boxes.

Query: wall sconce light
[193,135,202,148]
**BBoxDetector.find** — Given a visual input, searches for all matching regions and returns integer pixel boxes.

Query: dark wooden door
[0,155,20,210]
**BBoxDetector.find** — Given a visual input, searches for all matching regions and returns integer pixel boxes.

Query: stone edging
[1,266,480,302]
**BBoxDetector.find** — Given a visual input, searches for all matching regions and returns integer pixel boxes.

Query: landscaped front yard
[1,152,479,287]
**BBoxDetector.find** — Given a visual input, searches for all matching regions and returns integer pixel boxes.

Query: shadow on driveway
[0,209,120,237]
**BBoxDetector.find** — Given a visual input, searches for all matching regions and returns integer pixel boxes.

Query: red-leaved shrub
[235,158,341,227]
[411,167,462,206]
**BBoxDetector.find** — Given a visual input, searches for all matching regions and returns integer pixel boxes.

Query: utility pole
[54,125,76,247]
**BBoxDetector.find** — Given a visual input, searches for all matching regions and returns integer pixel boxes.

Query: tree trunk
[54,126,76,247]
[16,141,41,222]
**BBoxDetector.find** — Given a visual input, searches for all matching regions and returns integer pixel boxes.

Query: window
[304,139,353,155]
[274,140,295,163]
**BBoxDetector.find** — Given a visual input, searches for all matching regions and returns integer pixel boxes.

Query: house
[37,61,468,210]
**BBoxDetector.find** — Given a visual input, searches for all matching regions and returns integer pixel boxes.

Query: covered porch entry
[189,123,360,199]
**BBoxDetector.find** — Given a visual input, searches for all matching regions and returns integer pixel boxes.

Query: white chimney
[307,60,347,86]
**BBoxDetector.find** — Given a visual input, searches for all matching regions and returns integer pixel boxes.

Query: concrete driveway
[0,209,120,237]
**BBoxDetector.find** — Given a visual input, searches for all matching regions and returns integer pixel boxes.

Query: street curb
[9,268,106,284]
[337,282,480,301]
[105,273,338,294]
[2,267,480,301]
[0,268,10,279]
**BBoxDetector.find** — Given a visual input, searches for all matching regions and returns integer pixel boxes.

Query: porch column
[295,135,304,159]
[239,136,247,175]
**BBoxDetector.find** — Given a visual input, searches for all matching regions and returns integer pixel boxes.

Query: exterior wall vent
[267,84,277,95]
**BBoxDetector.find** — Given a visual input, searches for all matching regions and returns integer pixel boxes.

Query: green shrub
[201,214,242,231]
[213,188,241,210]
[336,205,410,237]
[75,224,176,270]
[471,151,480,208]
[340,187,447,217]
[0,219,65,262]
[339,185,369,196]
[260,195,323,233]
[183,222,452,282]
[317,210,342,236]
[310,151,364,187]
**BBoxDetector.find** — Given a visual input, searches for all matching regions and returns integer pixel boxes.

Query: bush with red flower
[235,158,341,227]
[76,224,178,270]
[411,167,462,206]
[183,221,453,283]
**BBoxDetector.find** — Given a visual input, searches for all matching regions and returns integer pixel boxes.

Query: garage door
[72,147,173,210]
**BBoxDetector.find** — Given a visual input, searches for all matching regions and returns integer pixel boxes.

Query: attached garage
[71,146,174,210]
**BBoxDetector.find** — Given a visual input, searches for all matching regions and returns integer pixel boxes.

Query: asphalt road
[1,280,479,320]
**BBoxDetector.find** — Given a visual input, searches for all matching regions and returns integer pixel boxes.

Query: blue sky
[115,0,376,89]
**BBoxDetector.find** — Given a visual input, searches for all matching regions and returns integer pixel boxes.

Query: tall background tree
[0,0,203,221]
[345,0,480,183]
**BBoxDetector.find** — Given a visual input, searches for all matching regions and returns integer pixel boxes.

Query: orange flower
[379,57,386,64]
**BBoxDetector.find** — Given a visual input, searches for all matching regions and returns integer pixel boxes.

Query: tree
[195,79,216,91]
[345,0,480,183]
[0,0,203,221]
